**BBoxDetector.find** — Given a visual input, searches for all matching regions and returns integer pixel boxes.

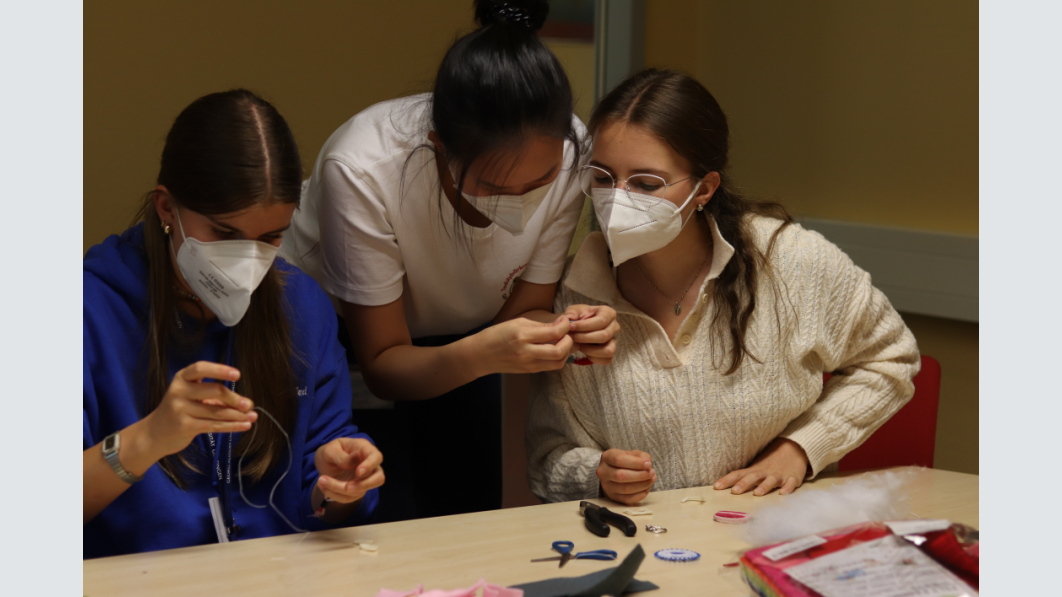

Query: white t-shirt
[280,94,588,338]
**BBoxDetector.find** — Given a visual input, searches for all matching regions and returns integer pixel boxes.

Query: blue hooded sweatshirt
[84,224,378,559]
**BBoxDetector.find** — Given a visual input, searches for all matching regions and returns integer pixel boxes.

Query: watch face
[103,434,117,452]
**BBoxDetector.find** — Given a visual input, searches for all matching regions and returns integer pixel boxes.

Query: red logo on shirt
[501,264,527,300]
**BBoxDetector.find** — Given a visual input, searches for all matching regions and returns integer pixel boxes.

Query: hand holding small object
[140,361,257,461]
[474,316,573,374]
[713,437,810,496]
[597,448,657,505]
[314,438,385,504]
[562,304,620,365]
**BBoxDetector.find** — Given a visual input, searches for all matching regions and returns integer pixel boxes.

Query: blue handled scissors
[530,541,618,568]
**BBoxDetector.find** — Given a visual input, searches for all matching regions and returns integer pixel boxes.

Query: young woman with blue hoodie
[83,90,384,559]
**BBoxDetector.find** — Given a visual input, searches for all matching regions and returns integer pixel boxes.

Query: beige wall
[544,40,596,124]
[644,1,979,474]
[645,0,978,236]
[85,1,474,254]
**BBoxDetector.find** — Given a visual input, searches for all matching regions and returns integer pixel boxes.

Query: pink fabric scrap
[375,579,523,597]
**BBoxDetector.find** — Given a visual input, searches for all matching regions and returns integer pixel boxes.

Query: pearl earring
[696,203,705,212]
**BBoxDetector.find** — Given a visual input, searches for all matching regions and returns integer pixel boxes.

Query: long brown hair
[589,69,794,375]
[134,89,303,485]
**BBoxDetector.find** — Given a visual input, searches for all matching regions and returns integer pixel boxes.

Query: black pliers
[579,501,637,537]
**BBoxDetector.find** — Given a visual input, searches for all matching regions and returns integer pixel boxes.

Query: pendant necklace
[635,218,714,316]
[635,251,711,316]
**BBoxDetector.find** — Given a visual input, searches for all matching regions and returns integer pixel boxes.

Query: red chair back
[832,355,941,471]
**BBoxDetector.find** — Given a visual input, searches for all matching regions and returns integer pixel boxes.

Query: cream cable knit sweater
[526,216,920,503]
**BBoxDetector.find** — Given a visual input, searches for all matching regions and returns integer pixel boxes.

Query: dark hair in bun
[429,0,581,208]
[474,0,549,31]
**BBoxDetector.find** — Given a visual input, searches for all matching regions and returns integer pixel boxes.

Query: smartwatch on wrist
[102,432,143,484]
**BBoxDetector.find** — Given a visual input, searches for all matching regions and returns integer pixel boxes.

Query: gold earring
[162,222,171,235]
[697,203,705,212]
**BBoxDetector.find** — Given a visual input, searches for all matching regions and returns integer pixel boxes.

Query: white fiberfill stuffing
[743,468,920,546]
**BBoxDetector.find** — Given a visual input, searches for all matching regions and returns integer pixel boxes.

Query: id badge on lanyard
[206,331,239,543]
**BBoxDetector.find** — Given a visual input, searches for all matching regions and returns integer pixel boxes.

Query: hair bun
[474,0,550,32]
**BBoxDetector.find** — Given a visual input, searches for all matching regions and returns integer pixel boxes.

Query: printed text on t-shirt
[501,264,528,300]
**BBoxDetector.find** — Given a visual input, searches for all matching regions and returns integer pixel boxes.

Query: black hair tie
[493,3,534,30]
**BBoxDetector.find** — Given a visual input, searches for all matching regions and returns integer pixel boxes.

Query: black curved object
[598,507,637,537]
[580,502,610,537]
[579,501,639,538]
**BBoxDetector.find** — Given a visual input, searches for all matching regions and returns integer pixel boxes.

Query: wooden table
[83,467,978,596]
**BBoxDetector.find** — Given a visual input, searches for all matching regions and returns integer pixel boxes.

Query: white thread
[625,507,654,516]
[236,406,308,534]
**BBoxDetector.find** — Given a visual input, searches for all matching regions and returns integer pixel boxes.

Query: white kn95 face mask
[170,207,279,327]
[591,180,703,266]
[450,164,552,236]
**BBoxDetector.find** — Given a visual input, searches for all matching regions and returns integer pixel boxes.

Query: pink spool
[713,510,749,524]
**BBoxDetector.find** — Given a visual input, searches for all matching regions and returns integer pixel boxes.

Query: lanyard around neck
[204,329,238,538]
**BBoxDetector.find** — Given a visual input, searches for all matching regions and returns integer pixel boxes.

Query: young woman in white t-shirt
[280,0,618,519]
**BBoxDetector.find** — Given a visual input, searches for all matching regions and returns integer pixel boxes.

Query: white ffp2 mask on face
[591,180,703,266]
[171,207,279,327]
[450,165,552,235]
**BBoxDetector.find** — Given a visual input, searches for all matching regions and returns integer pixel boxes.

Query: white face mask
[171,207,279,327]
[450,165,552,235]
[591,180,702,266]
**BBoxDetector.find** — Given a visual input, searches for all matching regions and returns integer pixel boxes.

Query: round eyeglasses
[577,165,692,203]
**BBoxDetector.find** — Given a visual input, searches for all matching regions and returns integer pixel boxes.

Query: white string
[236,406,308,534]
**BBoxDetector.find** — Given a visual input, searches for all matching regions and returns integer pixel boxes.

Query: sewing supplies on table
[579,501,637,537]
[517,545,658,597]
[740,521,979,597]
[655,548,701,562]
[713,510,750,524]
[645,525,667,534]
[530,541,618,568]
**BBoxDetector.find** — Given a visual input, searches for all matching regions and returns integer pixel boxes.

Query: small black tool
[580,501,610,537]
[579,501,637,537]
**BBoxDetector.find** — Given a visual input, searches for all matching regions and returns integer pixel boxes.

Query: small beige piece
[355,541,379,553]
[623,508,654,516]
[681,496,705,504]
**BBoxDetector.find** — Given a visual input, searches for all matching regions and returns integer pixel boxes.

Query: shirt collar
[564,216,736,310]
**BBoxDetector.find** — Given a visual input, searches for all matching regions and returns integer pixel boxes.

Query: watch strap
[102,432,143,484]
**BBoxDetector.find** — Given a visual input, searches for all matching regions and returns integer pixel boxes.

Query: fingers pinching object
[713,510,750,524]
